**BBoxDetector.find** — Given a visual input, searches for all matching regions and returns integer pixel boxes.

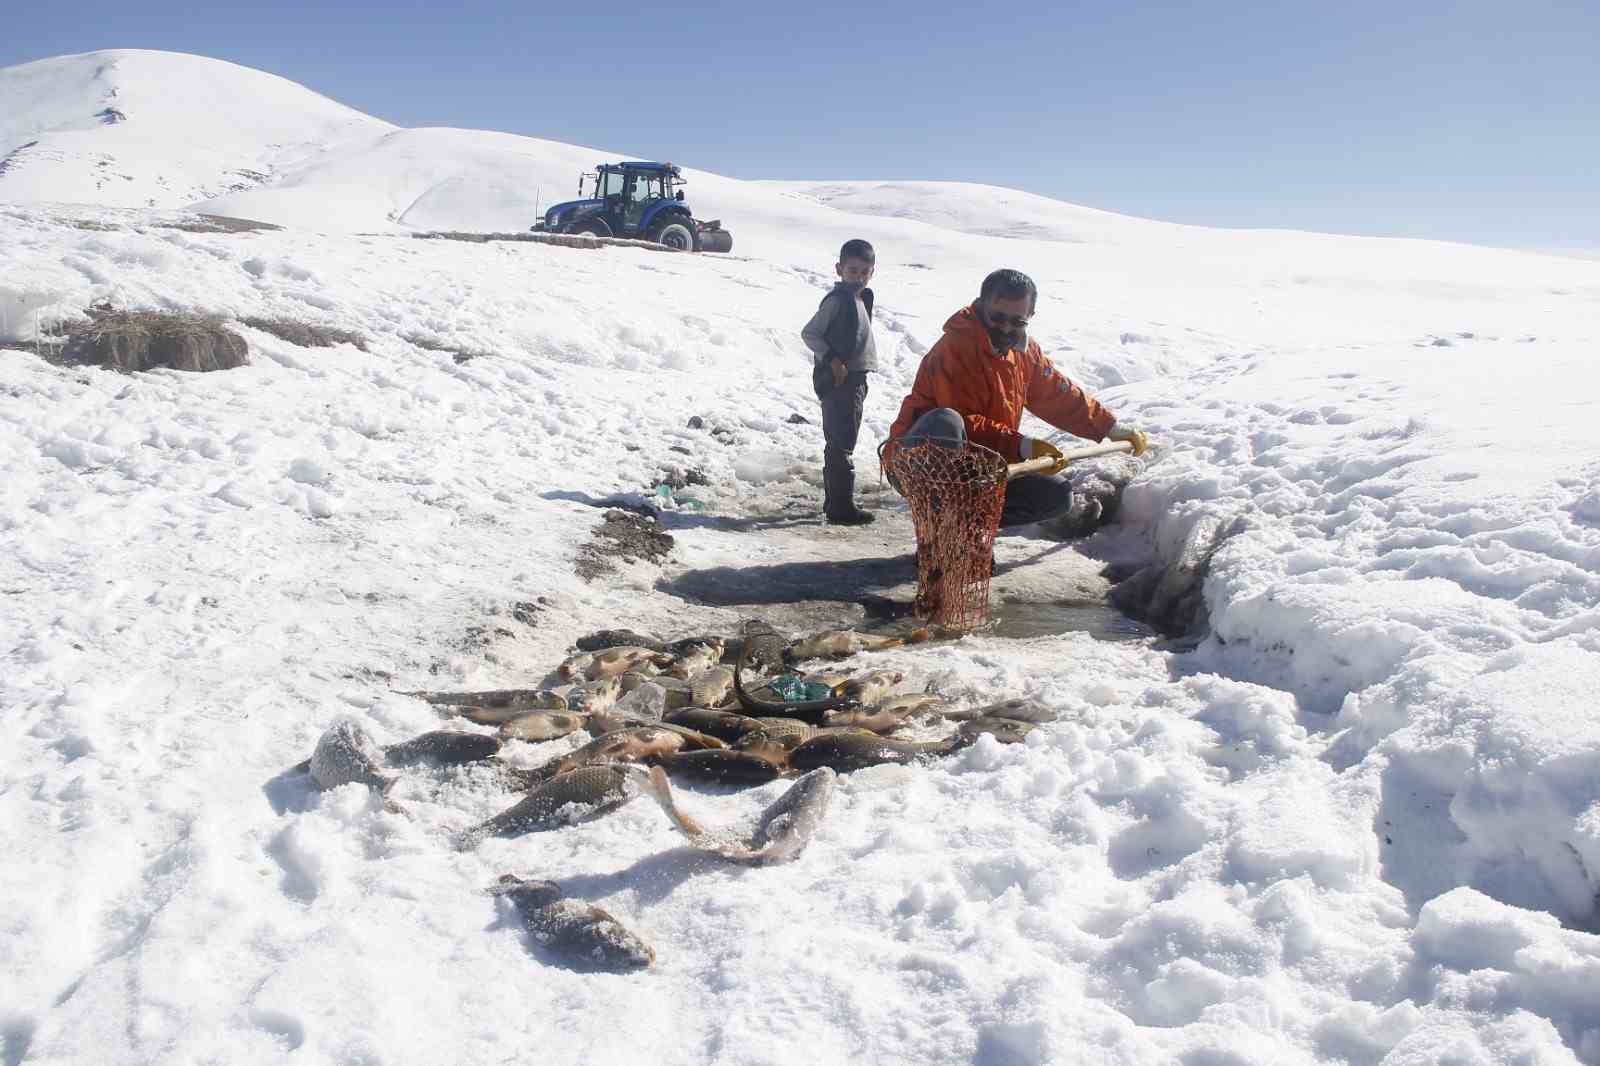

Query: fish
[575,629,668,653]
[565,675,623,713]
[655,748,785,785]
[309,719,397,792]
[742,766,837,863]
[498,711,588,743]
[617,671,653,694]
[687,665,736,709]
[789,731,961,773]
[638,721,727,750]
[874,693,946,719]
[457,698,570,726]
[586,646,674,681]
[404,688,569,721]
[643,766,836,865]
[732,622,860,723]
[957,717,1038,744]
[382,730,503,767]
[456,764,652,847]
[503,726,693,790]
[490,875,654,971]
[970,697,1058,724]
[556,650,595,681]
[726,619,786,674]
[663,708,768,744]
[577,709,718,739]
[785,629,906,663]
[731,731,802,764]
[820,705,916,735]
[835,670,905,707]
[665,638,725,679]
[747,718,816,745]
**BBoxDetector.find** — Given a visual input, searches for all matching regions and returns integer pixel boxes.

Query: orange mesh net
[883,439,1008,631]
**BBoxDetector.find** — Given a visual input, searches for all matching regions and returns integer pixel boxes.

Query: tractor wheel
[651,219,696,252]
[566,218,613,238]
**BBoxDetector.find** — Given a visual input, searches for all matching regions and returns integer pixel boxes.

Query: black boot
[823,460,874,525]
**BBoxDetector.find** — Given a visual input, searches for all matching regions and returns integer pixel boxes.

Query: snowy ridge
[4,49,1600,1066]
[0,49,390,208]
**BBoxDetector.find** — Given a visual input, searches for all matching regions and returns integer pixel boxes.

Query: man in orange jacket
[885,268,1148,528]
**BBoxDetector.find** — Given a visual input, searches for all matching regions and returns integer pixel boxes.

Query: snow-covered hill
[4,49,1600,1066]
[0,50,389,208]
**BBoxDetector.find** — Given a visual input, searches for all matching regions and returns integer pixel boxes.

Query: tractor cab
[533,161,731,253]
[587,162,682,234]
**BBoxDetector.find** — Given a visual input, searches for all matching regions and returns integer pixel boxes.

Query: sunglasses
[985,310,1032,329]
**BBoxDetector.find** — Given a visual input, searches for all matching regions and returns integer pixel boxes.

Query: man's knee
[904,407,966,448]
[1000,474,1076,527]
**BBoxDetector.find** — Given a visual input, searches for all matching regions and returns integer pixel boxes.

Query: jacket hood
[944,303,1017,356]
[942,305,984,337]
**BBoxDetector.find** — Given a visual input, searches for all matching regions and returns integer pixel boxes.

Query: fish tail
[643,766,705,837]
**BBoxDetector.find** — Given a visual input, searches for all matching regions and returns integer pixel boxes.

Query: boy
[801,239,878,525]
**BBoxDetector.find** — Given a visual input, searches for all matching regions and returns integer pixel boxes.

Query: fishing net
[882,438,1008,631]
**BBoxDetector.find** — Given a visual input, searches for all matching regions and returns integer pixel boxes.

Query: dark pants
[896,407,1075,527]
[816,366,868,518]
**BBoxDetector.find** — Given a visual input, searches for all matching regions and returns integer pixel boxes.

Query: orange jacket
[886,306,1116,464]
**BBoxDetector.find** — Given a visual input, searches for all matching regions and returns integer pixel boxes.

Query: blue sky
[6,0,1597,248]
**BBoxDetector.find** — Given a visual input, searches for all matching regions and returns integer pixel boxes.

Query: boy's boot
[824,459,874,525]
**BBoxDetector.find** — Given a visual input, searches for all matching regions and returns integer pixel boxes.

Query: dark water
[982,601,1157,642]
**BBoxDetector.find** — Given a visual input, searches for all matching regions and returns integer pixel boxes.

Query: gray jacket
[801,283,877,373]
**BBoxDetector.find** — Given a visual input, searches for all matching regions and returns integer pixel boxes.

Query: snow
[4,48,1600,1066]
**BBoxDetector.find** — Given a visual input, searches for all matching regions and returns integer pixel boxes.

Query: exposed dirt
[575,509,676,581]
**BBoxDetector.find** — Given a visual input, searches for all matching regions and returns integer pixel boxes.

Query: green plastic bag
[768,674,833,701]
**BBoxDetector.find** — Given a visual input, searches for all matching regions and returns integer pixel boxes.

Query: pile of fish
[297,619,1061,970]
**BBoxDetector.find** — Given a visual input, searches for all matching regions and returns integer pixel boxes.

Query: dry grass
[155,214,282,234]
[406,334,491,364]
[241,316,368,351]
[50,308,249,373]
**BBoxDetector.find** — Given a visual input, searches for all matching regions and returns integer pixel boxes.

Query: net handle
[1006,440,1133,480]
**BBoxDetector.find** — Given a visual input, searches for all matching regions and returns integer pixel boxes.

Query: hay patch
[240,316,368,351]
[52,308,248,373]
[406,334,491,364]
[156,214,282,234]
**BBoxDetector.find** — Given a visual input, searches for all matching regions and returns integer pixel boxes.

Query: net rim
[878,436,1008,485]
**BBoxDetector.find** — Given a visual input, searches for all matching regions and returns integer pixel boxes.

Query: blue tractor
[531,161,733,253]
